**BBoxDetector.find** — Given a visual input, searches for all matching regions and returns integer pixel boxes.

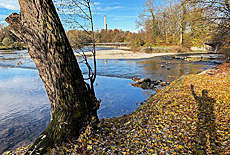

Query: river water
[0,49,224,153]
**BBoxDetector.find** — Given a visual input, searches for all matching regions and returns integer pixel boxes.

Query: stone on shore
[130,76,170,89]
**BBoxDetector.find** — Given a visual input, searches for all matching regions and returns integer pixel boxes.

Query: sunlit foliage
[136,0,209,47]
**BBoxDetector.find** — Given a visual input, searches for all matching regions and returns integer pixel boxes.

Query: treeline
[66,0,230,54]
[66,29,132,48]
[65,0,211,51]
[66,29,151,51]
[0,24,25,49]
[2,0,229,53]
[135,0,209,48]
[134,0,207,48]
[0,24,18,42]
[134,0,230,53]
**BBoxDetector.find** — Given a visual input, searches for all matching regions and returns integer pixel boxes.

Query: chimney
[104,15,107,31]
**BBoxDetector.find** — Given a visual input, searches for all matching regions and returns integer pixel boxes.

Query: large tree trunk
[5,0,98,153]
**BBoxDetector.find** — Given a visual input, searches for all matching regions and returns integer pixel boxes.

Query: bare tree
[189,0,230,53]
[5,0,99,153]
[55,0,97,100]
[136,0,160,45]
[136,0,210,47]
[179,0,187,46]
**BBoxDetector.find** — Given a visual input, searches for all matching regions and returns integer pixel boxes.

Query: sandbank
[74,49,178,59]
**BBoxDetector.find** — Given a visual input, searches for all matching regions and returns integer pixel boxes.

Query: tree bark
[5,0,98,153]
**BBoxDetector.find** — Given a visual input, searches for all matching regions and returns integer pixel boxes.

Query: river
[0,49,224,153]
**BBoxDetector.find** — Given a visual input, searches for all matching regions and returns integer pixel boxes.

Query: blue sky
[90,0,146,32]
[0,0,148,32]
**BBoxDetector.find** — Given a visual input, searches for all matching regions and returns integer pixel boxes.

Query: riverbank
[0,47,27,50]
[74,49,179,59]
[74,47,215,60]
[4,63,230,154]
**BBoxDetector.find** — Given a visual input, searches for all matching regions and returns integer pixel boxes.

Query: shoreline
[0,48,27,51]
[4,63,229,154]
[74,49,179,59]
[74,49,217,60]
[14,48,215,60]
[2,49,226,154]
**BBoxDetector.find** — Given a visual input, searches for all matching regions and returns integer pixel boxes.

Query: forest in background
[62,0,230,54]
[0,0,229,53]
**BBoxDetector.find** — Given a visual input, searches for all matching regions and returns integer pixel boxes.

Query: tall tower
[104,15,107,31]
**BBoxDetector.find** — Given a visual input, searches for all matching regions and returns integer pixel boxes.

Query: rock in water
[132,76,140,82]
[135,78,151,84]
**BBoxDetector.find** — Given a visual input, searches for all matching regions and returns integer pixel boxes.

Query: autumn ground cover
[67,63,230,155]
[4,63,230,154]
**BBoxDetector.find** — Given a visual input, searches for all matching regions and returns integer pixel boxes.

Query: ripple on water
[0,68,50,153]
[0,50,224,153]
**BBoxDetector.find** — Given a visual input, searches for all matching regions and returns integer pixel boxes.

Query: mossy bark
[5,0,98,153]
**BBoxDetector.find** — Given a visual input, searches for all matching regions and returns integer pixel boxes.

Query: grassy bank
[4,63,230,154]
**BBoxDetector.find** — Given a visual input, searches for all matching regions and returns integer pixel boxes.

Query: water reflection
[0,50,35,69]
[0,68,50,153]
[79,55,221,84]
[0,68,151,153]
[95,76,154,118]
[136,57,207,83]
[0,49,224,153]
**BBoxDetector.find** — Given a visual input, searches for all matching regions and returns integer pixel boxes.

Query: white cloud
[95,5,123,12]
[91,1,124,12]
[0,15,9,25]
[92,2,101,5]
[0,0,20,10]
[0,14,7,18]
[0,21,7,25]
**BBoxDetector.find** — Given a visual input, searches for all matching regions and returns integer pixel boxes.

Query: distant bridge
[88,42,130,47]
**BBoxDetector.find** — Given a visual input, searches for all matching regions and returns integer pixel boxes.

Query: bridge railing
[87,42,130,46]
